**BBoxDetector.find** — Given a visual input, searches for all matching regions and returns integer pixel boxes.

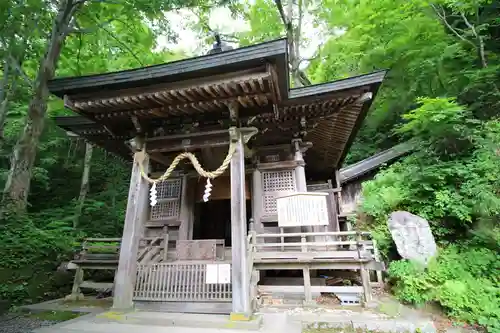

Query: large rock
[387,211,437,265]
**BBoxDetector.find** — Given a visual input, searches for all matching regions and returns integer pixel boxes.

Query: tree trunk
[74,142,93,228]
[274,0,308,88]
[0,58,10,150]
[2,0,80,213]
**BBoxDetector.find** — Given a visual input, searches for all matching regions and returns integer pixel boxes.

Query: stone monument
[387,211,437,265]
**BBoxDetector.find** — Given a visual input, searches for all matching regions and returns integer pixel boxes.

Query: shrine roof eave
[288,70,386,101]
[52,69,388,174]
[48,38,289,100]
[339,141,415,183]
[53,116,133,161]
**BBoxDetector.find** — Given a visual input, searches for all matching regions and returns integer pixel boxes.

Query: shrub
[0,213,75,307]
[387,245,500,332]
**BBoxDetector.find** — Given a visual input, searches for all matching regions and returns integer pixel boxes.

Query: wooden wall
[340,172,375,215]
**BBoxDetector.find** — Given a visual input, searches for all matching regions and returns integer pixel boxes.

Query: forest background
[0,0,498,331]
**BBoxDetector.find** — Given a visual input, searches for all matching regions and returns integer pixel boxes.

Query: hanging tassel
[203,178,212,202]
[150,182,158,206]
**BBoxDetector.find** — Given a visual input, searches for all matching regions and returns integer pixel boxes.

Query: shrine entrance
[193,199,252,247]
[193,199,232,246]
[193,175,252,248]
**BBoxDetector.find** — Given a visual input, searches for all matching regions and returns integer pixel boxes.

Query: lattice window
[150,178,182,220]
[262,170,295,215]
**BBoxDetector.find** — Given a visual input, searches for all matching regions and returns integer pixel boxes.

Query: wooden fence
[247,229,376,261]
[133,262,232,302]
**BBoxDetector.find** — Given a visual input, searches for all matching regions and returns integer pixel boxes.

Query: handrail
[255,231,371,238]
[254,240,364,248]
[84,238,122,242]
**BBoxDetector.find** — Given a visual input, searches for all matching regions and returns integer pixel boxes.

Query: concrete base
[301,318,436,333]
[96,310,263,330]
[285,309,436,333]
[135,301,232,314]
[229,312,252,321]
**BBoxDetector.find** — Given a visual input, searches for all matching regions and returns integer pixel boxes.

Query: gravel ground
[0,314,59,333]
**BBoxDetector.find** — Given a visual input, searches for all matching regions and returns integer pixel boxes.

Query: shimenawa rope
[133,140,237,205]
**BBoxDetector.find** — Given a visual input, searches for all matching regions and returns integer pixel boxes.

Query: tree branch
[298,55,320,65]
[298,69,311,86]
[296,0,303,58]
[83,14,144,67]
[430,4,476,48]
[70,18,116,34]
[8,55,33,87]
[274,0,289,27]
[459,11,487,68]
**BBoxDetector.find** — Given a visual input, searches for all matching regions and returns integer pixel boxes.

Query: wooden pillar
[251,168,263,233]
[293,139,314,237]
[292,139,307,192]
[187,180,195,240]
[303,266,313,305]
[360,263,372,303]
[66,266,84,301]
[178,175,189,241]
[230,128,251,318]
[113,141,150,310]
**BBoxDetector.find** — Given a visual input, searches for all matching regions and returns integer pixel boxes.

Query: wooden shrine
[49,38,386,317]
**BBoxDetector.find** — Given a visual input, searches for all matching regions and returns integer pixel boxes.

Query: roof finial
[207,31,233,55]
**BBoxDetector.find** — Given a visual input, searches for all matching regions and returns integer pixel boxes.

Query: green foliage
[364,99,500,330]
[309,0,500,164]
[0,0,202,309]
[320,2,500,329]
[388,242,500,332]
[362,98,500,239]
[0,213,75,305]
[237,0,284,46]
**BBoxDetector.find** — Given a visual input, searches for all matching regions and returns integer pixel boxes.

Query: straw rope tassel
[134,139,237,207]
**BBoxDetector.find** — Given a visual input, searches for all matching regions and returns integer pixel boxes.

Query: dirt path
[0,314,58,333]
[0,311,81,333]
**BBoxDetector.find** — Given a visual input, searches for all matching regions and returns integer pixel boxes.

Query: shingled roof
[49,39,386,177]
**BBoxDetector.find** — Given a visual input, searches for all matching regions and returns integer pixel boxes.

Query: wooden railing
[246,228,376,262]
[246,227,384,305]
[73,238,121,263]
[134,262,232,302]
[138,237,166,264]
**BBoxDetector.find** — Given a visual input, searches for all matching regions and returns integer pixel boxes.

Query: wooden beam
[73,68,270,102]
[146,127,258,153]
[149,153,173,166]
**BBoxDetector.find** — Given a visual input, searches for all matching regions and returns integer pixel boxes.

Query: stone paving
[30,305,437,333]
[23,295,480,333]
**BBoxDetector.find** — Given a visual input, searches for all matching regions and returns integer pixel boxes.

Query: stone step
[286,311,436,333]
[94,311,263,331]
[37,321,237,333]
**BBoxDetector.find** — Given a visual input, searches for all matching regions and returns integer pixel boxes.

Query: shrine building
[49,38,386,319]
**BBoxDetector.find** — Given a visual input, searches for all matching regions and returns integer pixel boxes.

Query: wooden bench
[64,238,121,300]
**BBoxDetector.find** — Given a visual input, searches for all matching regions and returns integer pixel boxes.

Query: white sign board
[277,192,329,227]
[205,263,231,284]
[218,264,231,284]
